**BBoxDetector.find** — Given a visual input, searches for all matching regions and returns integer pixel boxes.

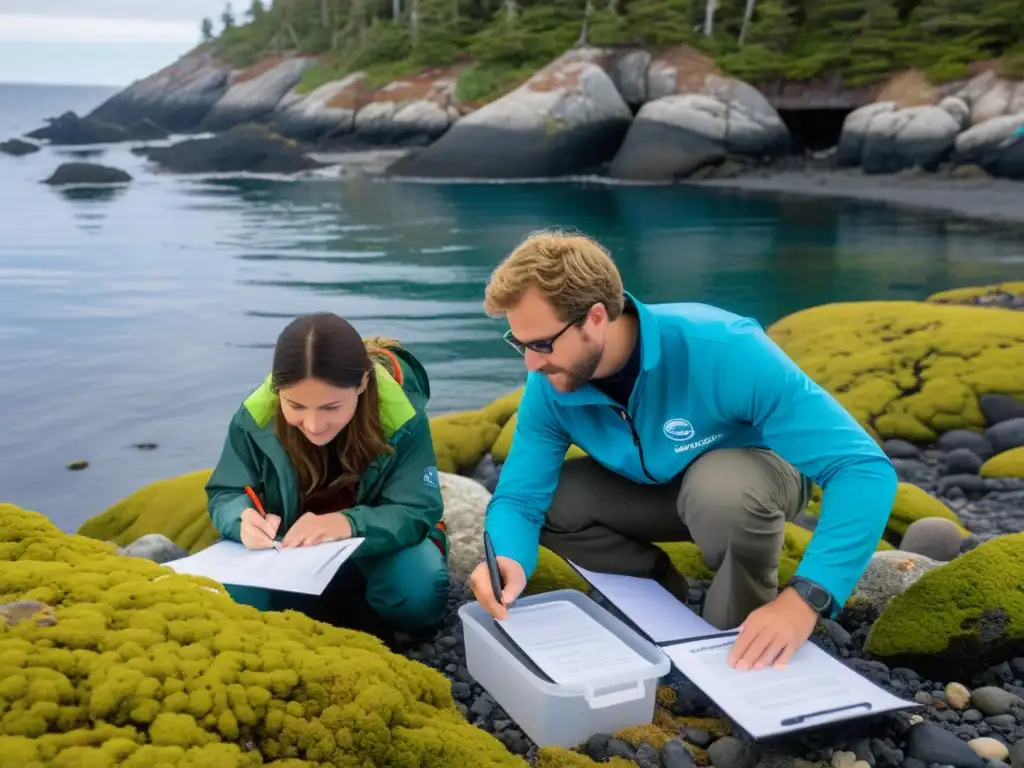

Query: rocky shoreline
[4,45,1023,189]
[9,283,1012,768]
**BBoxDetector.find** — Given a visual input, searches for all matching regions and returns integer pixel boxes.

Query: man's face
[504,287,606,393]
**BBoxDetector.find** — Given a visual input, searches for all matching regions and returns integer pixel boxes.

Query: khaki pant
[538,448,809,630]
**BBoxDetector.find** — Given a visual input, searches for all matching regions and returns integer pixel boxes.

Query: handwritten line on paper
[495,599,653,688]
[164,537,365,595]
[661,633,917,739]
[567,560,718,643]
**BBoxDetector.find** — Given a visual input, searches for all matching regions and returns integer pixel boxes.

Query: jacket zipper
[614,406,657,482]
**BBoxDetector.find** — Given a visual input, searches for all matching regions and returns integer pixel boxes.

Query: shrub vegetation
[201,0,1024,104]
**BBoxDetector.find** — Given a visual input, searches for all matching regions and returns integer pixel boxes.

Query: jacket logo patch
[422,466,439,488]
[663,418,695,442]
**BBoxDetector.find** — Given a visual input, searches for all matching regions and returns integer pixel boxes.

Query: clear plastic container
[458,588,671,748]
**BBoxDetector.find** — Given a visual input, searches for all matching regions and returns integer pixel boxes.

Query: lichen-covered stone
[765,299,1024,442]
[802,480,954,544]
[0,504,536,767]
[864,532,1024,676]
[429,388,521,473]
[884,482,967,539]
[76,469,219,554]
[979,446,1024,478]
[927,281,1024,304]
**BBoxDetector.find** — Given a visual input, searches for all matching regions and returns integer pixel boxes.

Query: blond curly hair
[483,228,625,322]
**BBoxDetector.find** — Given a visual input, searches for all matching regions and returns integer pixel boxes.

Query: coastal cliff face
[25,43,1024,183]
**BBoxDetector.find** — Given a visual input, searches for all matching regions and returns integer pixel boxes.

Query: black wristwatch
[788,577,833,616]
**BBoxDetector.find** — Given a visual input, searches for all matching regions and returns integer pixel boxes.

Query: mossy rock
[926,281,1024,304]
[0,504,536,767]
[76,468,219,554]
[766,300,1024,443]
[884,482,968,539]
[430,409,504,473]
[863,532,1024,677]
[523,522,887,597]
[491,412,587,463]
[979,446,1024,479]
[800,481,944,545]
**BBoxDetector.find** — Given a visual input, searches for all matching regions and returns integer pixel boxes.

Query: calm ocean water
[3,81,1024,533]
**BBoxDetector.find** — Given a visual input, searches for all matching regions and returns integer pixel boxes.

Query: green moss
[980,446,1024,479]
[454,61,535,105]
[767,300,1024,443]
[2,505,535,767]
[886,482,967,538]
[76,470,220,555]
[864,532,1024,667]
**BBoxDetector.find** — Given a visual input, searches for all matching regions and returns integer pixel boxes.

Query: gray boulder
[116,533,188,564]
[387,47,633,179]
[199,56,317,133]
[42,162,131,185]
[837,101,962,173]
[86,48,231,133]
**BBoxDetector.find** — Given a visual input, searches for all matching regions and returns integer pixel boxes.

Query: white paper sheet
[496,599,653,687]
[164,537,365,595]
[661,633,916,738]
[568,561,719,643]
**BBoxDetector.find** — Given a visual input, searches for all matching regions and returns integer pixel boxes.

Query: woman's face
[278,374,367,446]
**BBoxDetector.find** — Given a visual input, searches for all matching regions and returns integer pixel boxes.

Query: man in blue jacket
[468,229,898,671]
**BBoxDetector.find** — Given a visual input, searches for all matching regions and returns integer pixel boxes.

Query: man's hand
[468,556,526,620]
[240,507,281,549]
[281,512,352,548]
[727,586,818,671]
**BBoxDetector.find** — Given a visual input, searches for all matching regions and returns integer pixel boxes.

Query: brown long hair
[270,313,399,505]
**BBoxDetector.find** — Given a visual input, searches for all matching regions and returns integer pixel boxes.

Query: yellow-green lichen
[803,481,958,543]
[864,532,1024,666]
[428,387,522,473]
[979,446,1024,479]
[884,482,968,538]
[766,300,1024,443]
[76,469,219,554]
[926,281,1024,304]
[1,504,534,768]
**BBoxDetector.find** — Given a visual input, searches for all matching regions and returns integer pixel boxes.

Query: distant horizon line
[0,80,124,89]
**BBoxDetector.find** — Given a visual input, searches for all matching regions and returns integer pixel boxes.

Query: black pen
[483,531,506,608]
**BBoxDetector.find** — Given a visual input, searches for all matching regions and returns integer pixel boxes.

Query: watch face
[808,585,830,611]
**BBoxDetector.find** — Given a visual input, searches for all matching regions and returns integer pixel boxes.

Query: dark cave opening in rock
[777,108,854,154]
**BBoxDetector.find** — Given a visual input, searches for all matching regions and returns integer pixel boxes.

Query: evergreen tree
[905,0,1024,77]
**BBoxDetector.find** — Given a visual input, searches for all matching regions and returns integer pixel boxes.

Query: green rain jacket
[204,344,448,562]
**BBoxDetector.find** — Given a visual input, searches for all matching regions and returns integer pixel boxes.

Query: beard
[541,340,603,392]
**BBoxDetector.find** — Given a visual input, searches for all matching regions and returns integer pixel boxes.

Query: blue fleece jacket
[484,294,898,610]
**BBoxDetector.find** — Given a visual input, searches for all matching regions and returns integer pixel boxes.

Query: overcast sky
[0,1,238,86]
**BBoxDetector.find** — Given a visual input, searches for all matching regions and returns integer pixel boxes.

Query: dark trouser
[539,448,808,630]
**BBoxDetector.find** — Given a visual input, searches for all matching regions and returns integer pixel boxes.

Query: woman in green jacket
[205,312,450,634]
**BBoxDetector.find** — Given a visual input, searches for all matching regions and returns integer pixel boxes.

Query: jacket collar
[542,291,662,407]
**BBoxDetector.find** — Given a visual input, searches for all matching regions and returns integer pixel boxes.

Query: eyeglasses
[503,312,589,356]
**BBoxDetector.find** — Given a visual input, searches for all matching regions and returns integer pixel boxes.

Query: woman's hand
[240,507,281,549]
[281,512,352,548]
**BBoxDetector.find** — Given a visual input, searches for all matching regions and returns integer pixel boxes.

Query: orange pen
[245,485,280,551]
